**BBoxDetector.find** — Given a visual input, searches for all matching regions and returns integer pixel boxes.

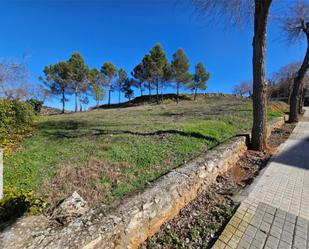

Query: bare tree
[0,59,31,100]
[192,0,272,151]
[233,81,253,97]
[282,1,309,122]
[269,62,301,102]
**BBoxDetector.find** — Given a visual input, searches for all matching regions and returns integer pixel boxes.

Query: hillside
[4,95,288,208]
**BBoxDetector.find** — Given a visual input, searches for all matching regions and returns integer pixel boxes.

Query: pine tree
[89,68,106,108]
[41,61,71,113]
[101,62,117,106]
[67,52,89,112]
[116,68,127,104]
[149,44,169,104]
[190,62,210,100]
[171,48,191,103]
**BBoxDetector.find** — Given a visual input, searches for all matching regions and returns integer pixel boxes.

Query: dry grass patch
[40,159,135,207]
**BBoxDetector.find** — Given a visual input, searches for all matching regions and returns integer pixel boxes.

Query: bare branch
[281,0,309,43]
[191,0,254,27]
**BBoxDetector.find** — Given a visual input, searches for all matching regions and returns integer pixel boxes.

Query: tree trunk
[289,32,309,122]
[194,87,198,100]
[176,82,179,104]
[75,88,78,112]
[61,90,65,114]
[108,88,111,106]
[148,82,151,102]
[251,0,272,151]
[156,79,159,104]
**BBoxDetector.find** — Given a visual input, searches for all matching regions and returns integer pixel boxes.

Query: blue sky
[0,0,306,110]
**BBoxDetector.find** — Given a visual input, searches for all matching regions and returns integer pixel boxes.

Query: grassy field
[3,95,287,206]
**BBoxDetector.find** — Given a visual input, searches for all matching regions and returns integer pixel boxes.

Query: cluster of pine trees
[40,44,210,113]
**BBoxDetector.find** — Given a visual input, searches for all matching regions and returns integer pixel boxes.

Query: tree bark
[108,88,111,106]
[176,82,179,104]
[194,87,198,100]
[148,82,151,102]
[289,31,309,122]
[251,0,272,151]
[75,87,78,112]
[61,90,65,114]
[156,79,159,104]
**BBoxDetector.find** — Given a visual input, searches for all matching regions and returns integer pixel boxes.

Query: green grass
[4,95,288,205]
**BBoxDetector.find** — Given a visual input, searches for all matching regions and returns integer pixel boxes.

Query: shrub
[26,98,43,114]
[0,99,34,154]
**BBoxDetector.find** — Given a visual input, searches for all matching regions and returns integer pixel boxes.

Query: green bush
[26,98,43,114]
[0,99,34,154]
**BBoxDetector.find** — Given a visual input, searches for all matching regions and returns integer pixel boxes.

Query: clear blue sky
[0,0,306,110]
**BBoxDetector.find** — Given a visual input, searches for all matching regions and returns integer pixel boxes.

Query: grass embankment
[4,95,288,207]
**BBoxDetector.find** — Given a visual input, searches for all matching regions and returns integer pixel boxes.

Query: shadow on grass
[37,119,219,144]
[93,129,219,143]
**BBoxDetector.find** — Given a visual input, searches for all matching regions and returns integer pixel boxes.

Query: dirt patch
[139,123,295,249]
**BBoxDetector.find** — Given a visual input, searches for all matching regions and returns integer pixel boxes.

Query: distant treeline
[39,44,210,113]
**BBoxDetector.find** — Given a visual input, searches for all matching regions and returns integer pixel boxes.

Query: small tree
[149,44,169,104]
[41,61,71,113]
[171,48,192,103]
[116,68,127,104]
[132,63,146,96]
[89,68,106,108]
[141,54,155,101]
[190,62,209,100]
[282,1,309,122]
[0,60,31,100]
[122,78,134,101]
[67,52,89,112]
[269,62,301,102]
[101,62,117,106]
[233,81,252,97]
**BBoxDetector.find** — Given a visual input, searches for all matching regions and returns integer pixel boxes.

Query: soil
[139,123,295,249]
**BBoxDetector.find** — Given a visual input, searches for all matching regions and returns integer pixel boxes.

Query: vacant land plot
[4,95,287,206]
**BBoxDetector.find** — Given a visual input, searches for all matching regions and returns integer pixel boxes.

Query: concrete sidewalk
[213,108,309,249]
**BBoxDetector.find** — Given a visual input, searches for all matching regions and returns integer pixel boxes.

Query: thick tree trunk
[176,82,179,104]
[251,0,272,151]
[289,32,309,122]
[194,87,198,100]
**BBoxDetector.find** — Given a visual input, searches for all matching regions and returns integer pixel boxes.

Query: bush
[0,99,34,154]
[26,98,43,114]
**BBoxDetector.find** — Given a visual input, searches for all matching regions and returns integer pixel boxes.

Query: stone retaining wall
[1,117,286,249]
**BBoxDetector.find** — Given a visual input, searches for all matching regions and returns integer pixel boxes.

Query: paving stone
[265,235,279,249]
